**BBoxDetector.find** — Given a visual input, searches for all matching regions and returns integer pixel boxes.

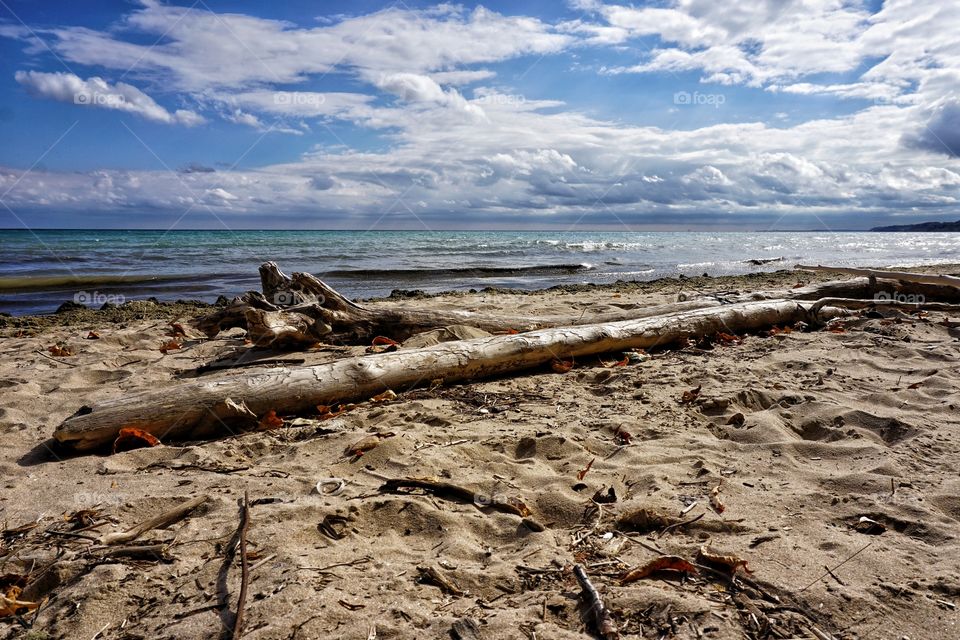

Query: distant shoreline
[871,219,960,232]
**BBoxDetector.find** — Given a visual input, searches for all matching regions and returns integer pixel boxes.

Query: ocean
[2,229,959,316]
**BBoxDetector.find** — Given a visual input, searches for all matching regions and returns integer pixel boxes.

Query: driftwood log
[195,263,960,349]
[56,299,847,451]
[194,262,729,347]
[796,264,960,289]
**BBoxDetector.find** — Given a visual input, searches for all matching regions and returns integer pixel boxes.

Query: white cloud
[30,4,571,92]
[14,70,204,126]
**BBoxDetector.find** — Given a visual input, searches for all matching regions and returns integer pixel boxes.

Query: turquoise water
[2,229,959,315]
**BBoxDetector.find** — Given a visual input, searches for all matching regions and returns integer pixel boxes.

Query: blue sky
[0,0,958,230]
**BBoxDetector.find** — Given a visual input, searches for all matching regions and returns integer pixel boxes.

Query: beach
[1,267,958,639]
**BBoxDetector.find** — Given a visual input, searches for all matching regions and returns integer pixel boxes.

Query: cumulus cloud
[14,70,204,126]
[2,1,960,228]
[23,4,571,92]
[903,99,960,157]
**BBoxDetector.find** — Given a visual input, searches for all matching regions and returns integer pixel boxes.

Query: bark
[56,299,846,451]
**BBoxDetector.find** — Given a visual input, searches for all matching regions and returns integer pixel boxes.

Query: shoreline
[4,262,959,333]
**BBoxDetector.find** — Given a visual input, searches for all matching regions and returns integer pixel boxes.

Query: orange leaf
[620,556,699,584]
[86,331,101,340]
[159,339,182,354]
[372,336,399,346]
[47,343,75,357]
[317,403,350,420]
[680,385,702,404]
[370,389,397,403]
[551,358,574,374]
[345,435,381,457]
[258,410,284,430]
[577,457,595,481]
[709,483,725,515]
[113,427,160,454]
[698,545,752,574]
[613,428,632,444]
[0,591,39,618]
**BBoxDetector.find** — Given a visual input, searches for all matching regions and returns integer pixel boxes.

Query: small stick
[800,542,872,592]
[232,491,251,639]
[573,564,618,640]
[659,512,704,537]
[99,495,208,545]
[824,565,845,586]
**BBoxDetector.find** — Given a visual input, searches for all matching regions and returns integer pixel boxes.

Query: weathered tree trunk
[194,262,725,347]
[795,264,960,288]
[57,299,846,451]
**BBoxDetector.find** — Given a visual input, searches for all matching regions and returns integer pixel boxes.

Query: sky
[0,0,958,230]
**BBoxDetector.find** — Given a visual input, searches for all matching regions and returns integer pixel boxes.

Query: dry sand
[1,268,958,640]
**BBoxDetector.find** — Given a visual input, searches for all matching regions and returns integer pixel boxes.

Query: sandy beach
[1,267,958,640]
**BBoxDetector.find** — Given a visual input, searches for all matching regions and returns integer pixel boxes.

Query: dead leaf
[726,413,745,427]
[0,591,39,619]
[613,428,632,444]
[258,410,284,430]
[715,332,740,345]
[47,342,75,357]
[345,432,394,457]
[338,599,365,611]
[63,508,100,529]
[113,427,160,454]
[620,556,698,584]
[168,322,187,338]
[698,545,752,574]
[85,331,101,340]
[577,457,595,481]
[159,339,182,354]
[372,336,399,346]
[370,389,397,403]
[907,381,923,390]
[709,483,725,514]
[551,358,574,374]
[317,403,352,420]
[680,385,702,404]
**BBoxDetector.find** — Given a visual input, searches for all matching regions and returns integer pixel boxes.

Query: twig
[799,542,872,592]
[823,565,845,586]
[232,491,251,639]
[99,495,208,545]
[35,350,80,367]
[658,512,704,537]
[573,564,618,640]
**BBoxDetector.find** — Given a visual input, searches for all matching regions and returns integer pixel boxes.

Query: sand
[1,268,958,640]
